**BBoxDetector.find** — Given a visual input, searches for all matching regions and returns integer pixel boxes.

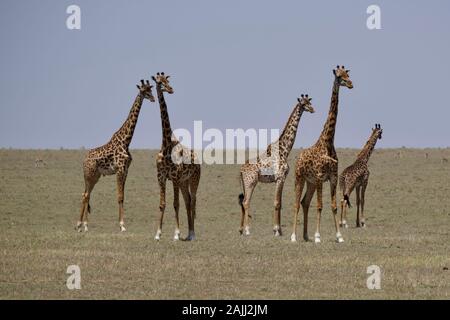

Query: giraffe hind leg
[291,174,305,242]
[77,170,100,232]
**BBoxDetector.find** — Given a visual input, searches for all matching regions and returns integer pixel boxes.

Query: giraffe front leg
[331,180,344,243]
[360,182,368,227]
[356,186,361,227]
[314,182,323,243]
[173,185,181,240]
[155,176,167,240]
[116,171,127,232]
[301,182,316,242]
[273,179,285,237]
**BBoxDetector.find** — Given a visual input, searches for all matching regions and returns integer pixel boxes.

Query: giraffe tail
[344,194,352,208]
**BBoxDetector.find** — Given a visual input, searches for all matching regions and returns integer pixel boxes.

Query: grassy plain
[0,148,449,299]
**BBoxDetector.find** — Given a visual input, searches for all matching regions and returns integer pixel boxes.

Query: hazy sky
[1,0,449,149]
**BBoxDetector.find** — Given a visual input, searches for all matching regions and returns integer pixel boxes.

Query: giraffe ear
[136,85,141,90]
[151,76,156,81]
[346,70,350,74]
[333,69,337,76]
[166,75,170,79]
[297,98,301,102]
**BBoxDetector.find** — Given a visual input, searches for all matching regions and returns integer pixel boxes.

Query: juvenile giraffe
[238,95,315,236]
[76,80,155,232]
[291,66,353,243]
[339,124,383,228]
[152,72,201,241]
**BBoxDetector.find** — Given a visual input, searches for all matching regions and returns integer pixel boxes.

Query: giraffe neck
[112,93,144,148]
[357,132,379,164]
[268,104,304,161]
[156,84,174,153]
[317,79,340,152]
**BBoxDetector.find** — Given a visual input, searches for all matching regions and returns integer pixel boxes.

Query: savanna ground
[0,148,449,299]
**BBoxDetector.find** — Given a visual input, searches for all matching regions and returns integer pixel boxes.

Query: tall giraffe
[77,80,155,232]
[339,124,382,228]
[238,95,315,236]
[152,72,201,241]
[290,66,353,243]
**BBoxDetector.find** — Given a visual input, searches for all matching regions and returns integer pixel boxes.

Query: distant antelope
[442,158,448,164]
[35,158,46,168]
[424,152,429,159]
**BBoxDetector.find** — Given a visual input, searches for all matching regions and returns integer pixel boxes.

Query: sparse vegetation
[0,149,449,299]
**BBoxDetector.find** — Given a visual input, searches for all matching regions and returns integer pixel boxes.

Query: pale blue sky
[0,0,449,149]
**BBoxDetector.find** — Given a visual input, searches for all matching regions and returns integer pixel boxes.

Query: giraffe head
[373,123,382,139]
[152,72,174,94]
[136,79,155,102]
[297,94,315,113]
[333,65,353,89]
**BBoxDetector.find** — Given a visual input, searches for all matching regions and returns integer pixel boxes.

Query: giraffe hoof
[336,237,344,243]
[120,226,126,232]
[185,231,196,241]
[314,233,321,243]
[174,230,180,241]
[290,234,297,242]
[154,230,162,241]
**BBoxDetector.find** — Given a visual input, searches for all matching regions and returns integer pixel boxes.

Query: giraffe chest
[257,159,288,183]
[97,152,131,176]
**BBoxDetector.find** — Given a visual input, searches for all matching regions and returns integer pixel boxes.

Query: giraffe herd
[77,66,383,243]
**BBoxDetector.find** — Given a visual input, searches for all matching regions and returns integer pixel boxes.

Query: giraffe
[238,94,315,236]
[152,72,201,241]
[339,124,383,228]
[76,80,155,232]
[291,65,353,243]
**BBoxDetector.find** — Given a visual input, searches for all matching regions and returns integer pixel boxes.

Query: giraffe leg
[340,197,349,229]
[273,179,285,236]
[339,197,345,227]
[331,179,344,243]
[314,182,323,243]
[242,182,257,236]
[155,176,167,240]
[77,171,100,232]
[188,168,200,238]
[116,171,128,232]
[355,185,361,227]
[301,182,316,242]
[173,185,181,240]
[180,182,194,241]
[360,181,368,227]
[291,175,305,242]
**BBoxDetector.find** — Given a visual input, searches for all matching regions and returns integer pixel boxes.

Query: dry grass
[0,149,449,299]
